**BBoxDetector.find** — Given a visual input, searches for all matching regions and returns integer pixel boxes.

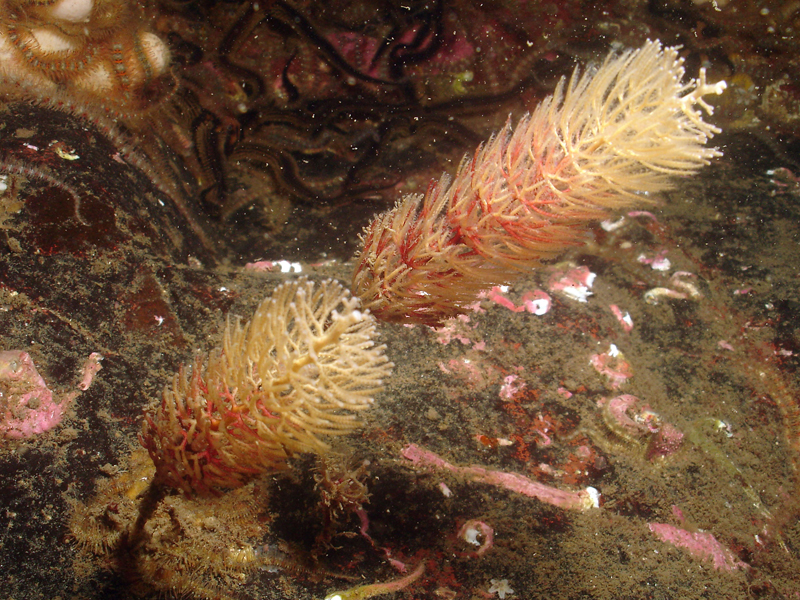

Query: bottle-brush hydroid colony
[72,40,726,597]
[70,279,390,596]
[353,40,727,326]
[141,278,392,497]
[140,38,726,501]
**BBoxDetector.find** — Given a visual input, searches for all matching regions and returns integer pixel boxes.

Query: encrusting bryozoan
[141,278,393,496]
[353,40,727,326]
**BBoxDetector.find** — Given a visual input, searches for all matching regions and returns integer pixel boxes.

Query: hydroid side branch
[353,40,727,326]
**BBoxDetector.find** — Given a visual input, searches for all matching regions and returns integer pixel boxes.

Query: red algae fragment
[402,443,599,511]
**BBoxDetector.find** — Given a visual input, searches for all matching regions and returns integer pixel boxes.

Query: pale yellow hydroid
[141,278,393,495]
[353,40,727,325]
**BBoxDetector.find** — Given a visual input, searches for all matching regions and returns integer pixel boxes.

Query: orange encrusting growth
[353,40,727,326]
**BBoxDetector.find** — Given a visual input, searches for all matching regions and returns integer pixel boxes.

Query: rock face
[1,2,800,600]
[0,102,213,262]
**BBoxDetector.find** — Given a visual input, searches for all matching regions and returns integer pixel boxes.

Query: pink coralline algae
[637,249,671,271]
[0,350,102,440]
[646,422,684,461]
[648,523,749,572]
[609,304,634,333]
[485,287,551,315]
[499,375,525,401]
[547,266,595,303]
[434,314,479,347]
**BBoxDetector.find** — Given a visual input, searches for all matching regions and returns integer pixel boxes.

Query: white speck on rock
[488,578,514,599]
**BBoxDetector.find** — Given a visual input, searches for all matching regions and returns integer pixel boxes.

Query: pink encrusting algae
[0,350,103,439]
[485,287,551,315]
[499,375,525,401]
[609,304,634,332]
[547,265,596,303]
[648,522,749,572]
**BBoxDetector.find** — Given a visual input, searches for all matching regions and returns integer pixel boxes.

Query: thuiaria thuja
[141,277,393,497]
[353,40,727,326]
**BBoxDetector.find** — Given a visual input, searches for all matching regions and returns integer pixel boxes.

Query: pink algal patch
[646,423,684,461]
[434,314,478,346]
[609,304,634,333]
[244,259,303,273]
[438,358,488,387]
[0,350,102,439]
[637,249,671,271]
[244,260,278,271]
[499,374,525,401]
[590,346,633,389]
[486,287,551,315]
[401,443,599,511]
[648,522,749,572]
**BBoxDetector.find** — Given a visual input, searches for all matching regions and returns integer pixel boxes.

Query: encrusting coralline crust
[353,40,727,326]
[141,278,393,496]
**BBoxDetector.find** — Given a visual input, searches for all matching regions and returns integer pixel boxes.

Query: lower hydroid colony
[353,40,727,325]
[71,279,391,596]
[141,278,392,497]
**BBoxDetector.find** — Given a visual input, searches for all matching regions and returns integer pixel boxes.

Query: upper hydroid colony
[353,40,727,325]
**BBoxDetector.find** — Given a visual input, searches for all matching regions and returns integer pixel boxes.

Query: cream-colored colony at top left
[0,0,171,109]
